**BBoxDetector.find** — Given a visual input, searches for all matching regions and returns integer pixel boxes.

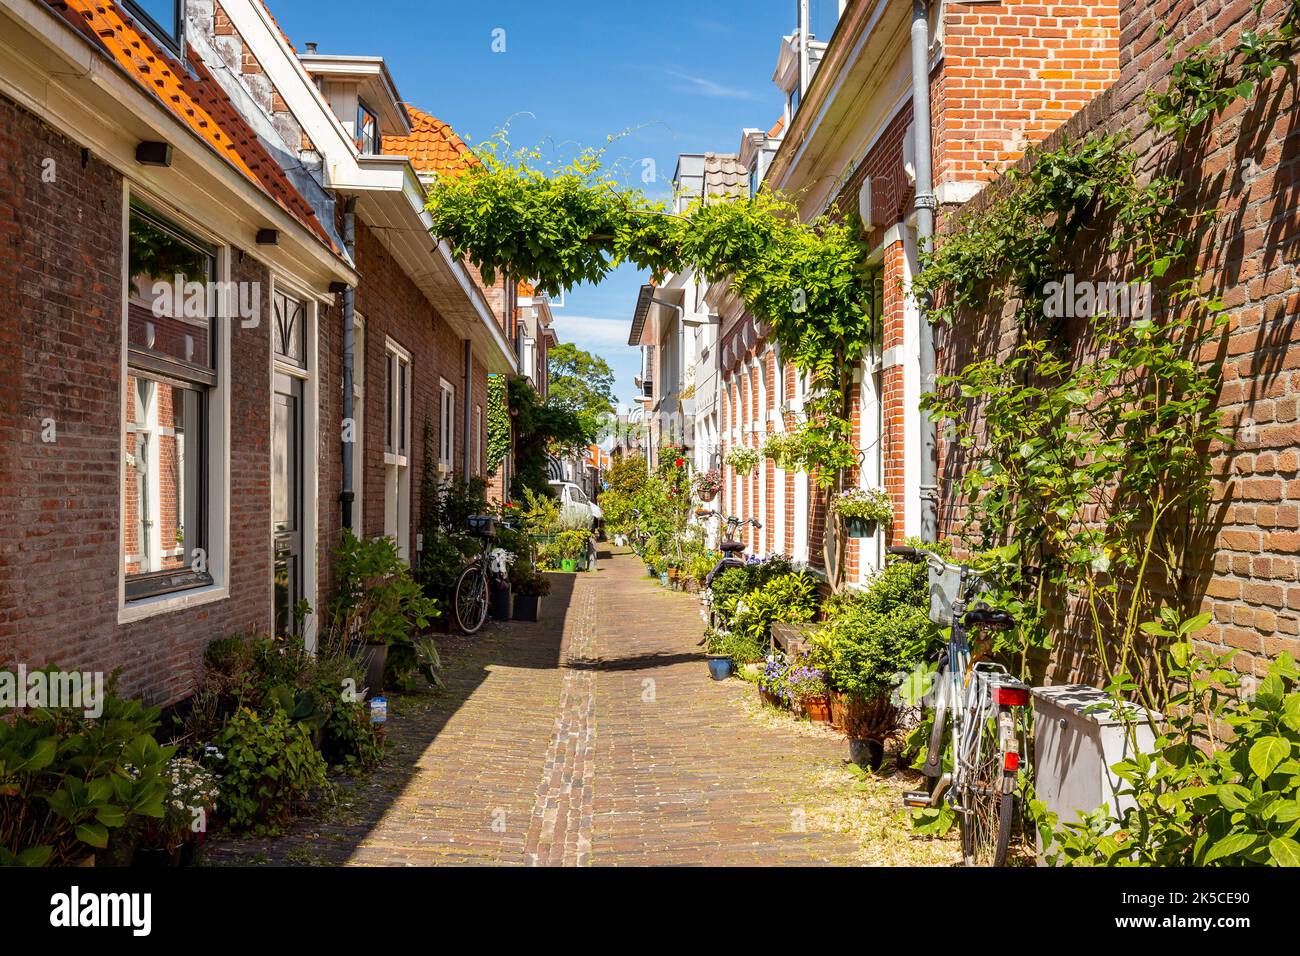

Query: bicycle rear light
[1003,752,1020,771]
[993,685,1028,707]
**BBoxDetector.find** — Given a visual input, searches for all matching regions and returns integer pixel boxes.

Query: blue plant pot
[707,657,733,681]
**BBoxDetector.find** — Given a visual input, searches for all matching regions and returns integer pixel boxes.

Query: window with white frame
[384,341,411,560]
[124,201,217,601]
[438,379,456,475]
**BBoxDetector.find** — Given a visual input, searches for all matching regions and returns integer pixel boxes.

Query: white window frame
[384,338,412,562]
[438,377,456,476]
[118,186,231,624]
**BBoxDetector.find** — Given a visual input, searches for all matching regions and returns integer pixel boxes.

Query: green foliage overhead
[425,137,870,479]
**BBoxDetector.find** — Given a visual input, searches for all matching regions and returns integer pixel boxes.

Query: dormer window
[788,86,801,120]
[356,101,380,154]
[124,0,183,52]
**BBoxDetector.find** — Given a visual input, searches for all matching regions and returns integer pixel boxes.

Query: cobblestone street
[207,549,866,866]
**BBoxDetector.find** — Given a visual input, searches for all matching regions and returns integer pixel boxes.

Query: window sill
[118,583,229,625]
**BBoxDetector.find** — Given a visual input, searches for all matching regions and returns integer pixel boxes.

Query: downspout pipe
[911,0,938,545]
[340,196,358,532]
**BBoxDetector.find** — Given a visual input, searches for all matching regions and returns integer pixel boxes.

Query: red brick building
[0,0,516,704]
[716,0,1118,589]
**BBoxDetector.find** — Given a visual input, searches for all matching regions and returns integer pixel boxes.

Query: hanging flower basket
[832,487,892,537]
[725,446,759,477]
[693,468,723,502]
[843,517,879,538]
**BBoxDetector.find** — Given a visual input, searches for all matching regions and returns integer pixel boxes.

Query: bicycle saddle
[719,539,746,554]
[963,604,1015,630]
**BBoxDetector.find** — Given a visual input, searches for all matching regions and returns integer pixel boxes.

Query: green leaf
[74,822,109,850]
[1269,837,1300,867]
[1204,832,1260,863]
[1249,736,1290,780]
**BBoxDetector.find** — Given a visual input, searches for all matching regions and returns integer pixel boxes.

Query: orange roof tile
[768,116,786,138]
[383,105,478,179]
[44,0,334,251]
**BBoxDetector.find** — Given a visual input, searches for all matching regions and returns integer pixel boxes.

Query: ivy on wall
[486,373,510,478]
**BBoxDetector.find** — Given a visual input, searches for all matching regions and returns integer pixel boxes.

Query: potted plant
[135,756,220,866]
[510,562,550,621]
[761,432,797,470]
[724,445,759,477]
[785,665,831,723]
[757,653,790,708]
[554,530,589,573]
[331,530,439,694]
[692,468,723,503]
[831,487,893,538]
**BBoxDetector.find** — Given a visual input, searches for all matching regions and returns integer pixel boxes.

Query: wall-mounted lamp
[135,141,172,167]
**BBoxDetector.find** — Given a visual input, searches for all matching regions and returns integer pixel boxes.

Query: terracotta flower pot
[804,695,832,723]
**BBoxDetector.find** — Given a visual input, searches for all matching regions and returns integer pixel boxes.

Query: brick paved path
[208,549,861,866]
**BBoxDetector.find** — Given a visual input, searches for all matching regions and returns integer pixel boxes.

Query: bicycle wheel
[958,702,1015,867]
[454,564,489,635]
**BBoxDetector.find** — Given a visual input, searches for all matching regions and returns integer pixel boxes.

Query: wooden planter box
[771,621,816,661]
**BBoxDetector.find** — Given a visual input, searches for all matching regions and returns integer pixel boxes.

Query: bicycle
[452,514,506,635]
[888,545,1030,867]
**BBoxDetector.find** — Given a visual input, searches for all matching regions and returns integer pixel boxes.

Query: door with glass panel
[272,288,308,637]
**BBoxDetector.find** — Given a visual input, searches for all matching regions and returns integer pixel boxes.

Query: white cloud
[666,70,760,102]
[551,314,639,350]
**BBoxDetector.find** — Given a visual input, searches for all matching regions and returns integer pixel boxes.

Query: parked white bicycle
[889,545,1031,866]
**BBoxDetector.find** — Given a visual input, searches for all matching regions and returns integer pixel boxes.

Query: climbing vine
[424,137,870,481]
[486,373,510,477]
[1146,1,1300,139]
[918,130,1227,701]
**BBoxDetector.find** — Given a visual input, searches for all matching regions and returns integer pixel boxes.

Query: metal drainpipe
[911,0,938,545]
[462,340,473,478]
[340,196,358,532]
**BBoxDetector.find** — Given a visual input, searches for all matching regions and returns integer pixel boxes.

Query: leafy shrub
[732,572,821,645]
[0,678,172,866]
[191,634,383,775]
[210,706,328,836]
[811,604,932,701]
[705,627,767,664]
[331,530,439,646]
[555,529,591,561]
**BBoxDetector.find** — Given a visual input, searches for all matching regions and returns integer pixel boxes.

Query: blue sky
[265,0,812,410]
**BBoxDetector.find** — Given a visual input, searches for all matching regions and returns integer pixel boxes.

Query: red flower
[675,457,684,468]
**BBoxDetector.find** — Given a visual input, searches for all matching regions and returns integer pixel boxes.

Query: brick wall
[937,0,1300,682]
[352,220,479,556]
[0,94,273,705]
[934,0,1120,187]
